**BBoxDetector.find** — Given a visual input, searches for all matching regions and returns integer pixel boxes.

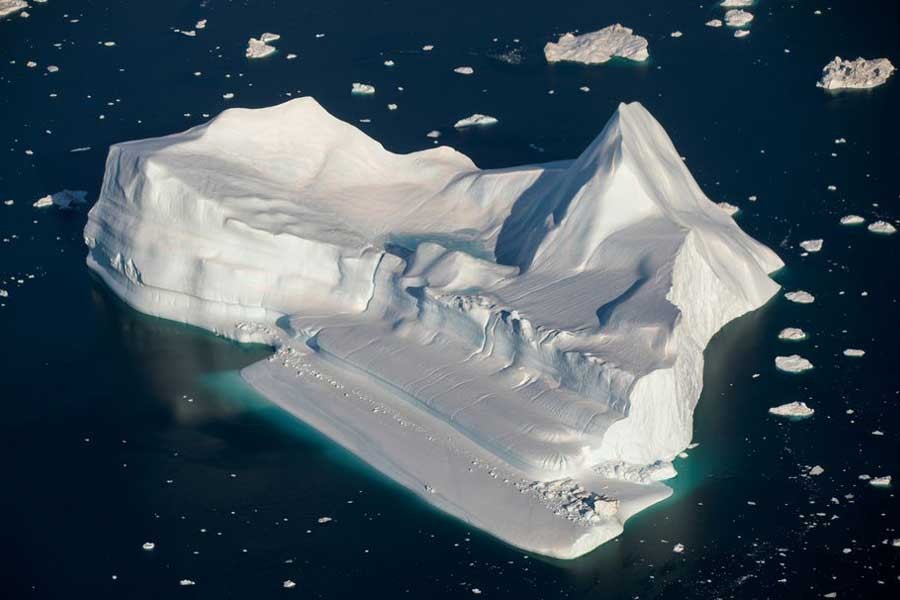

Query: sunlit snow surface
[84,98,782,558]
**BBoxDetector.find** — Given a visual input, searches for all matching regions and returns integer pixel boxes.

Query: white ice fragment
[0,289,8,297]
[725,10,754,28]
[673,543,685,553]
[454,114,498,128]
[33,190,87,209]
[867,220,896,235]
[222,92,235,99]
[195,19,207,30]
[769,402,815,418]
[544,24,649,64]
[706,20,723,28]
[454,66,474,75]
[387,103,397,111]
[775,355,814,373]
[180,30,196,37]
[800,239,823,252]
[720,0,753,6]
[317,516,332,524]
[179,579,196,587]
[422,44,434,51]
[817,57,895,90]
[47,65,59,73]
[384,60,394,66]
[351,82,375,95]
[246,36,277,59]
[870,476,891,487]
[785,291,815,304]
[670,31,683,38]
[778,328,807,341]
[103,41,116,47]
[283,580,296,589]
[809,465,825,476]
[734,30,750,38]
[0,1,28,19]
[843,348,865,357]
[426,130,441,138]
[840,215,865,226]
[142,542,156,551]
[717,202,740,216]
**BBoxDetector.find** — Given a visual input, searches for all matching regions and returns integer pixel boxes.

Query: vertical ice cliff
[85,98,782,558]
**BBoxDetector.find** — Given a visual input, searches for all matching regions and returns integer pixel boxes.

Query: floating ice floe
[454,114,498,128]
[734,30,750,39]
[46,65,59,73]
[544,24,649,65]
[246,33,280,59]
[843,348,865,357]
[283,580,296,589]
[384,59,394,66]
[778,328,807,341]
[33,190,88,209]
[222,92,235,99]
[422,44,434,51]
[725,9,754,28]
[717,202,740,217]
[721,0,754,6]
[82,97,783,559]
[769,401,815,418]
[800,239,823,252]
[0,0,27,19]
[196,19,207,30]
[867,220,896,235]
[840,215,865,226]
[776,355,814,373]
[670,31,683,38]
[870,476,891,487]
[317,517,332,524]
[454,66,474,75]
[180,30,196,37]
[673,543,685,553]
[387,103,397,111]
[785,290,815,304]
[179,579,196,587]
[142,542,155,551]
[817,57,895,90]
[425,130,441,138]
[809,465,825,476]
[706,19,723,28]
[351,83,375,95]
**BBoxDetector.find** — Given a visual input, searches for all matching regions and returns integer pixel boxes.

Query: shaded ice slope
[85,98,782,558]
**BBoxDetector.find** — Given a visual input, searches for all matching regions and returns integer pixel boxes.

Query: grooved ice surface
[544,24,649,65]
[84,98,782,558]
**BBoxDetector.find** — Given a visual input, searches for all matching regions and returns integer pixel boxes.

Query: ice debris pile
[817,57,895,90]
[544,24,648,65]
[83,97,783,559]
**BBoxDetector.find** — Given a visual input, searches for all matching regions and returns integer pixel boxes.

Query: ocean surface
[1,1,898,598]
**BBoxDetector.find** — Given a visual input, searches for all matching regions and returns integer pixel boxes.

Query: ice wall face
[85,98,782,557]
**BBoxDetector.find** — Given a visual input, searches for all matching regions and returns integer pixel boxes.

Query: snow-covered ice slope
[84,97,783,558]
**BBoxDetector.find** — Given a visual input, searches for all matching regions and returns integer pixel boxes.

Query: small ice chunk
[734,30,750,38]
[817,57,895,90]
[317,516,333,523]
[809,465,825,476]
[47,65,59,73]
[286,53,297,60]
[800,239,823,252]
[720,0,754,6]
[195,19,207,29]
[180,30,197,37]
[717,202,740,216]
[544,24,649,65]
[384,60,395,66]
[784,290,815,304]
[246,36,277,59]
[670,31,683,38]
[778,328,807,341]
[387,103,397,111]
[351,83,376,95]
[142,542,156,551]
[260,33,281,43]
[724,10,754,28]
[867,220,896,235]
[843,348,865,357]
[840,215,865,226]
[454,66,474,75]
[870,476,891,487]
[769,401,815,418]
[775,355,814,373]
[422,44,434,51]
[179,580,196,586]
[454,114,498,128]
[283,580,296,589]
[426,130,441,139]
[673,543,685,553]
[103,41,116,47]
[222,92,235,99]
[706,19,723,28]
[33,190,88,209]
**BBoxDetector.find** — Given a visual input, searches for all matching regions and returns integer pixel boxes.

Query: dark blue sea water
[1,1,898,598]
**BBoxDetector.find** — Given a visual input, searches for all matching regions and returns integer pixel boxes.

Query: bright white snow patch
[785,291,815,304]
[544,24,649,65]
[868,220,896,235]
[817,57,895,90]
[778,328,807,341]
[769,402,814,418]
[775,355,814,373]
[83,97,783,560]
[454,114,498,128]
[800,239,823,252]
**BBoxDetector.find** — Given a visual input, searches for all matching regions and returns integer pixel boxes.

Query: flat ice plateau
[544,24,649,65]
[84,97,783,558]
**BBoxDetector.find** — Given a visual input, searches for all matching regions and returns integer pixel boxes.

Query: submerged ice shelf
[83,97,782,558]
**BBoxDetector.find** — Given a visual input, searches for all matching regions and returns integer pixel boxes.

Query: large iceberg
[544,24,649,65]
[817,57,895,90]
[83,98,782,558]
